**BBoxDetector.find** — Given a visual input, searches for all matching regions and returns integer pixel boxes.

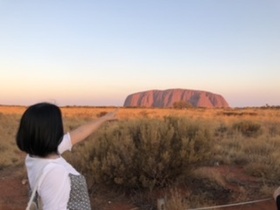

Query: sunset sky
[1,0,279,107]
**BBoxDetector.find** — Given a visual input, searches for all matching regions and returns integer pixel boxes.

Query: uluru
[123,89,230,108]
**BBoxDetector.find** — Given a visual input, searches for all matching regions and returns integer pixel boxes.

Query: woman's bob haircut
[16,102,64,157]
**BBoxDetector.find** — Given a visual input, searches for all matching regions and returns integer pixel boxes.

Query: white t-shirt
[26,133,79,210]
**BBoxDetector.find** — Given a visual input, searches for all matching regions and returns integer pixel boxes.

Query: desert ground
[0,165,276,210]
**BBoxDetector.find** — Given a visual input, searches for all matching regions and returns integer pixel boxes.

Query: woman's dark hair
[16,102,64,157]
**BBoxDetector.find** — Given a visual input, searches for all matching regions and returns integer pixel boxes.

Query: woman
[16,102,118,210]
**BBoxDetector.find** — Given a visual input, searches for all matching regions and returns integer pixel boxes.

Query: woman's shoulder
[44,162,67,174]
[38,162,70,192]
[38,163,71,209]
[41,163,69,182]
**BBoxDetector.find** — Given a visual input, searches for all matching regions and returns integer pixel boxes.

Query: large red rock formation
[123,89,229,108]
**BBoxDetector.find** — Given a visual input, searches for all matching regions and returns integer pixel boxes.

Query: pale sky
[0,0,279,107]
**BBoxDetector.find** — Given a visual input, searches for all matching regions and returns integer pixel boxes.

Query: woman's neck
[45,153,60,159]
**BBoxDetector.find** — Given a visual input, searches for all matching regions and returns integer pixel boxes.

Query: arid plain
[1,106,280,210]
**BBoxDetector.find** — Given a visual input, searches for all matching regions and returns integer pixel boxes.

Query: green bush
[76,117,212,190]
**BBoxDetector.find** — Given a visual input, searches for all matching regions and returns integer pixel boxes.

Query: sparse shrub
[232,121,262,137]
[219,111,258,116]
[242,136,280,181]
[96,111,108,117]
[75,117,212,190]
[173,101,193,109]
[0,113,23,169]
[186,177,231,205]
[139,110,149,118]
[164,188,188,210]
[215,123,229,137]
[267,122,280,137]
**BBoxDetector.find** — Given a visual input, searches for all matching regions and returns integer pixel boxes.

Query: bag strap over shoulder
[25,163,58,210]
[26,171,44,210]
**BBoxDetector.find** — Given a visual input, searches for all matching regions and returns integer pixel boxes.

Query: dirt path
[0,166,277,210]
[0,166,29,210]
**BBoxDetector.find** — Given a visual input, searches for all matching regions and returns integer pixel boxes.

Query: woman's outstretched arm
[69,110,118,146]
